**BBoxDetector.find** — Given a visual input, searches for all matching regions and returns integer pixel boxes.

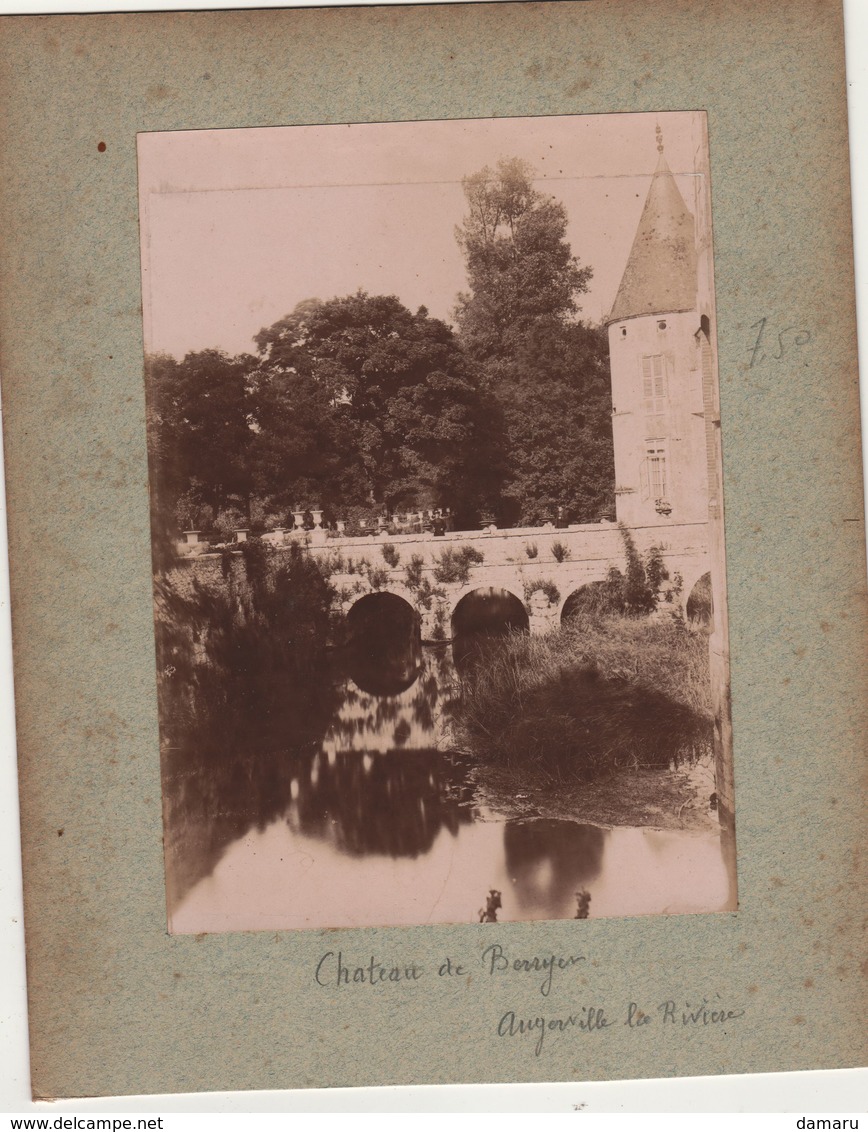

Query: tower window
[640,442,668,503]
[641,354,667,409]
[648,447,667,499]
[620,326,627,337]
[657,319,667,331]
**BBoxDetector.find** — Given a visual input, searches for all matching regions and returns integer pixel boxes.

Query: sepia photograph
[137,110,737,934]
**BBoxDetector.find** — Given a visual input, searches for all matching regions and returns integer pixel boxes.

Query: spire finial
[656,124,664,154]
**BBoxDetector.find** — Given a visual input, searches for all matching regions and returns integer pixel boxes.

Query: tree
[144,348,257,557]
[248,366,363,515]
[496,321,615,525]
[453,159,613,525]
[252,293,504,524]
[146,349,256,517]
[454,157,592,364]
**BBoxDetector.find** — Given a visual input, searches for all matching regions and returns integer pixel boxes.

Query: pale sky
[137,111,706,360]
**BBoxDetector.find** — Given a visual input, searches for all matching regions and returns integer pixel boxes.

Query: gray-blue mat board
[0,0,865,1099]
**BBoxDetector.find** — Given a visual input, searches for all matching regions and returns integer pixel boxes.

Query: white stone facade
[608,309,709,528]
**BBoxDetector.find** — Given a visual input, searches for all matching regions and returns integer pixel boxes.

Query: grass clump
[381,542,401,568]
[367,565,390,590]
[433,545,484,584]
[404,553,425,589]
[414,577,447,611]
[550,539,571,563]
[452,617,712,781]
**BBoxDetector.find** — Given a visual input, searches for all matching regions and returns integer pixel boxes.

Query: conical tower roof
[607,134,697,323]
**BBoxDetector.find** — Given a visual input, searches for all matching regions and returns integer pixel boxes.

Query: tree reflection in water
[332,637,457,753]
[161,652,341,912]
[286,746,475,858]
[503,819,606,918]
[305,634,475,857]
[163,610,475,912]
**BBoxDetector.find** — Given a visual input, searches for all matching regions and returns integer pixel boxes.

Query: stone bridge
[180,520,709,639]
[296,520,710,640]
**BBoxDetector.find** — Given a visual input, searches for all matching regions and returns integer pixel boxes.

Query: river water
[165,634,733,934]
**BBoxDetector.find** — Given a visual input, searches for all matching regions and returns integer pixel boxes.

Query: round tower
[605,127,708,528]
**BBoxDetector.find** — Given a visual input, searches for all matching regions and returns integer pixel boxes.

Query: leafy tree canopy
[251,292,505,524]
[145,348,256,523]
[453,159,613,525]
[145,157,615,543]
[494,321,615,525]
[454,157,593,364]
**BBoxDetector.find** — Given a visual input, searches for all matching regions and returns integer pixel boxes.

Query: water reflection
[329,642,456,753]
[285,747,476,858]
[164,633,467,912]
[345,638,423,697]
[504,820,606,916]
[164,617,734,932]
[171,815,732,933]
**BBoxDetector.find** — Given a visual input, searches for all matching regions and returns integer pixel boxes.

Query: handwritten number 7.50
[748,317,811,367]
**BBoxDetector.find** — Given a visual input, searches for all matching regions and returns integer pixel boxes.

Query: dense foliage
[454,157,592,360]
[145,156,615,541]
[252,292,505,526]
[453,158,615,526]
[155,540,340,902]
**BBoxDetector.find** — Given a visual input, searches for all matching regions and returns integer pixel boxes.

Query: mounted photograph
[137,110,736,934]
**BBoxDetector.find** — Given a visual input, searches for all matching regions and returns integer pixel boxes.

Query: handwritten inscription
[312,949,745,1058]
[658,998,745,1026]
[500,999,746,1058]
[313,945,585,995]
[314,951,423,987]
[498,1006,612,1057]
[748,317,811,367]
[482,943,585,997]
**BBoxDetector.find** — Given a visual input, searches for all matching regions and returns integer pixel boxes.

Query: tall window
[641,354,667,411]
[648,447,666,498]
[642,443,667,502]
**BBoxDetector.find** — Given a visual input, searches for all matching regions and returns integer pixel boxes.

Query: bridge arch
[686,571,713,630]
[559,580,613,624]
[346,590,420,642]
[450,586,529,638]
[344,591,423,695]
[677,559,712,619]
[555,566,619,624]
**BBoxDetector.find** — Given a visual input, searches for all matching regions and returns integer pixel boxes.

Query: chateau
[606,126,711,531]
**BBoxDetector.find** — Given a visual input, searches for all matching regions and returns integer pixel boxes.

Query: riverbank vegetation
[155,539,335,728]
[155,540,344,903]
[452,617,712,782]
